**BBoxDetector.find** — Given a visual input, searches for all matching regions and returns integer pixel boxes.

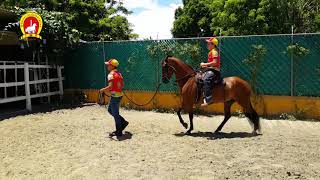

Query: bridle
[163,61,195,83]
[162,62,176,82]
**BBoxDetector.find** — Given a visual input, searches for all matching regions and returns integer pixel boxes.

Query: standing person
[200,37,222,107]
[100,59,129,137]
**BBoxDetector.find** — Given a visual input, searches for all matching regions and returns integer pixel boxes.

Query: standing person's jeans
[107,96,127,133]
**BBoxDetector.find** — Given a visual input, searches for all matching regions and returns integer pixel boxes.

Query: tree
[148,41,202,67]
[286,43,310,96]
[172,0,320,37]
[172,0,212,37]
[0,0,137,62]
[0,0,137,42]
[243,44,267,94]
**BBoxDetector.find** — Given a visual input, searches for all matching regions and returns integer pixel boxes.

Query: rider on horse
[200,37,222,107]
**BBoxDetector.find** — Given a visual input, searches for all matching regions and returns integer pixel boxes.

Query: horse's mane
[167,56,195,72]
[186,63,195,71]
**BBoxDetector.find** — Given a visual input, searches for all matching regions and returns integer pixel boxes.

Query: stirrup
[201,98,212,107]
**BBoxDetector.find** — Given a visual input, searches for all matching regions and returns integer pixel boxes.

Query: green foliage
[63,90,87,105]
[287,43,310,59]
[1,0,135,41]
[243,44,267,94]
[172,0,212,37]
[173,0,320,37]
[147,41,202,67]
[279,113,297,121]
[0,0,136,58]
[286,43,310,96]
[15,7,80,48]
[317,66,320,76]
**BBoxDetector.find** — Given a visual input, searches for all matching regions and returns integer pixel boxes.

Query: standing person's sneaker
[109,123,123,137]
[122,120,129,131]
[109,131,123,137]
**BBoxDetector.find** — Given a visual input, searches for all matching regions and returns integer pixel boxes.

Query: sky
[122,0,183,39]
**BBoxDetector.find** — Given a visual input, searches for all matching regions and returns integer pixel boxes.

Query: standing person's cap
[105,59,119,67]
[206,37,219,46]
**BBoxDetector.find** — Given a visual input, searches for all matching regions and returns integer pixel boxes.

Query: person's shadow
[174,131,260,140]
[109,131,133,141]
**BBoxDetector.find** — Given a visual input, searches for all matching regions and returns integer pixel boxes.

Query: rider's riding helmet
[105,59,119,67]
[206,37,219,46]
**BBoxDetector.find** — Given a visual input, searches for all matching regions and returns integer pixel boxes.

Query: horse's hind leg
[186,112,194,134]
[177,109,188,129]
[215,100,235,133]
[237,98,261,134]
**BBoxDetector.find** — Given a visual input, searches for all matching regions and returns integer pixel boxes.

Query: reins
[122,82,162,106]
[98,56,193,107]
[98,83,162,107]
[175,72,195,82]
[98,82,162,107]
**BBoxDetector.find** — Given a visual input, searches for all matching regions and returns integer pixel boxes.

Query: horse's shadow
[174,131,261,140]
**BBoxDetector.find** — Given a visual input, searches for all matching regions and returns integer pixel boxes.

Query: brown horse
[161,56,261,135]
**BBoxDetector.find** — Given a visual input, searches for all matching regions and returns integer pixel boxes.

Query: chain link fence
[64,33,320,97]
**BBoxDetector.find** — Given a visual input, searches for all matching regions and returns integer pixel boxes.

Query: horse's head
[161,55,176,84]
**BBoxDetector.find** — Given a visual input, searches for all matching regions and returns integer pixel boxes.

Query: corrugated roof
[0,8,16,22]
[0,31,19,45]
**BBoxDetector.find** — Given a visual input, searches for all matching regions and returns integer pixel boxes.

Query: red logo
[20,12,43,39]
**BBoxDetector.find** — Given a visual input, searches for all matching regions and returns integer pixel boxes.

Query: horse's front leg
[186,112,194,135]
[177,108,188,129]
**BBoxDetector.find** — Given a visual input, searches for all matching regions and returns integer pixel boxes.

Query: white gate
[0,62,64,111]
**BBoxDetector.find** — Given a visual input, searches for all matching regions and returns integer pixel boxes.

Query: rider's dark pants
[203,70,221,103]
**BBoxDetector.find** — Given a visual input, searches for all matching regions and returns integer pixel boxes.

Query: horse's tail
[245,103,261,133]
[238,77,261,133]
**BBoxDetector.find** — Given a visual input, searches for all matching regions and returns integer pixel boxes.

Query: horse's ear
[164,55,169,62]
[165,55,173,62]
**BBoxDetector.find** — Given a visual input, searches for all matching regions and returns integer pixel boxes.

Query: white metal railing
[0,63,64,111]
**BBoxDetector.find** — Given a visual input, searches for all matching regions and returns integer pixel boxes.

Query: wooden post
[46,55,51,103]
[15,62,18,97]
[57,66,64,98]
[24,63,32,111]
[4,62,7,98]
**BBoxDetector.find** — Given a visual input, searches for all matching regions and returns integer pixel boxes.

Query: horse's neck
[171,59,195,89]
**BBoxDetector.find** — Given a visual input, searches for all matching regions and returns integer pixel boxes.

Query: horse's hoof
[252,131,258,136]
[183,123,188,129]
[185,131,191,135]
[214,129,221,134]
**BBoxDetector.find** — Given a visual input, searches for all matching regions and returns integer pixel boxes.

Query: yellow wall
[81,89,320,119]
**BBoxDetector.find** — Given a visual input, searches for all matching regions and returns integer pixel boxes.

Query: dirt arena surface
[0,104,320,179]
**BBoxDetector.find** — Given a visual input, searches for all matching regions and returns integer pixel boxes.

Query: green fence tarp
[64,34,320,97]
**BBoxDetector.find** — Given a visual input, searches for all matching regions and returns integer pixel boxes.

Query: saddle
[195,70,225,103]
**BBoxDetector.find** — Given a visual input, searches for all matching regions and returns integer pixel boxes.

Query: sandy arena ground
[0,104,320,179]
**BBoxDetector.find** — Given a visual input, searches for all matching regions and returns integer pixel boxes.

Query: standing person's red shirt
[108,70,124,97]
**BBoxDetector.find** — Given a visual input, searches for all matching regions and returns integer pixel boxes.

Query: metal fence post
[219,28,222,59]
[290,26,294,96]
[24,63,32,111]
[102,42,107,86]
